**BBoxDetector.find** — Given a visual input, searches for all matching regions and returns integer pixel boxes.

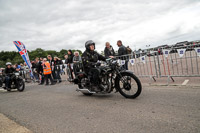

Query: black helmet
[85,40,95,51]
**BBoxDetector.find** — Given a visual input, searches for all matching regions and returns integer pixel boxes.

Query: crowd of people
[0,40,132,88]
[31,50,82,85]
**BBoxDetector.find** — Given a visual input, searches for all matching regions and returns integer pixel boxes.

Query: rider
[82,40,107,88]
[4,62,19,89]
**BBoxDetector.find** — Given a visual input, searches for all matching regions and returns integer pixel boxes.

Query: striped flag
[13,41,34,78]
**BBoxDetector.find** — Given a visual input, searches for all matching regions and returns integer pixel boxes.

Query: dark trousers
[54,70,61,82]
[122,61,128,70]
[52,71,56,82]
[44,74,54,85]
[39,74,45,84]
[5,76,11,88]
[73,64,80,76]
[33,72,39,80]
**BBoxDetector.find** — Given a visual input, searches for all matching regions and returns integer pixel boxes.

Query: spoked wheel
[17,79,25,92]
[116,72,142,99]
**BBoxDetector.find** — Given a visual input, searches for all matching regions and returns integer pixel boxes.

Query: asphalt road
[0,83,200,133]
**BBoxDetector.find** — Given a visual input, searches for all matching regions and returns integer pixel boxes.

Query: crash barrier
[114,53,158,83]
[114,44,200,84]
[158,44,200,83]
[20,70,33,82]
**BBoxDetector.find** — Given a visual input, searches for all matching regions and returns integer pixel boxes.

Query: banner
[194,48,200,57]
[13,41,33,77]
[129,59,135,65]
[121,60,126,65]
[140,56,146,64]
[177,49,186,58]
[163,49,170,58]
[117,59,121,65]
[117,59,126,65]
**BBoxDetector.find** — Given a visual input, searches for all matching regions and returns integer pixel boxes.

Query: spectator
[104,42,115,58]
[47,55,54,66]
[0,68,2,75]
[64,54,68,75]
[67,50,74,64]
[47,55,56,81]
[42,58,54,85]
[32,60,39,82]
[117,40,128,70]
[20,63,24,70]
[40,57,43,62]
[53,57,62,83]
[67,50,74,80]
[64,54,68,64]
[73,51,82,76]
[23,62,30,81]
[15,63,21,70]
[126,46,132,54]
[35,57,44,85]
[59,60,65,75]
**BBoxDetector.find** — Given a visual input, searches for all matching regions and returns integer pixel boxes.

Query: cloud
[0,0,200,53]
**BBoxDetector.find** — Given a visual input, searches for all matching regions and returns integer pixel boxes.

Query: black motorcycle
[73,58,142,99]
[0,72,25,92]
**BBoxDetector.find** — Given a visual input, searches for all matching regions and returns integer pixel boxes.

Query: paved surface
[0,83,200,133]
[0,113,32,133]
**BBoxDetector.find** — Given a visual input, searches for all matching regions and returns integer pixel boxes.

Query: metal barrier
[113,44,200,84]
[115,53,158,83]
[158,44,200,83]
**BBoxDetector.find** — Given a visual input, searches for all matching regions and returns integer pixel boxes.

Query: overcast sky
[0,0,200,52]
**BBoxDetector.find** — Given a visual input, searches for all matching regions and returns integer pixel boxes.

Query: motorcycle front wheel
[115,72,142,99]
[17,79,25,92]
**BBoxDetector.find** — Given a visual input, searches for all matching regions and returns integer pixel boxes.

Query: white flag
[140,56,146,64]
[177,49,186,58]
[163,49,170,58]
[129,59,135,65]
[194,48,200,57]
[121,60,126,65]
[117,59,121,65]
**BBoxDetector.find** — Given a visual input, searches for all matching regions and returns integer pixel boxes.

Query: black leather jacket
[82,50,106,70]
[5,67,15,74]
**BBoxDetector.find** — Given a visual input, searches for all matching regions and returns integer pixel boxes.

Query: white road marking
[182,79,189,86]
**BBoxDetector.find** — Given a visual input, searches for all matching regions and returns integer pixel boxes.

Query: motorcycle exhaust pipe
[76,88,96,94]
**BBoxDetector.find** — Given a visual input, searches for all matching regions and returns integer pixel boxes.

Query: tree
[0,48,83,68]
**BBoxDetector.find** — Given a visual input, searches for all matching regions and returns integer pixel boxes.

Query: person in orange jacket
[43,58,54,85]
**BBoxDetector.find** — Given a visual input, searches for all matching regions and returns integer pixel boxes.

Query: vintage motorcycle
[0,72,25,92]
[73,58,142,99]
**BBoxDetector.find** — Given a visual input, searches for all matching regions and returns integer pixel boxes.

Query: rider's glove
[96,62,101,66]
